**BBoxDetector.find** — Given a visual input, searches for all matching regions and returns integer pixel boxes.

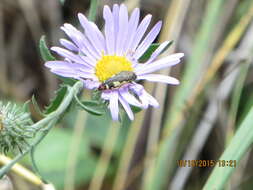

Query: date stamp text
[177,160,236,168]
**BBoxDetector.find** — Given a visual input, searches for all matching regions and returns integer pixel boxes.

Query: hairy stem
[0,81,83,178]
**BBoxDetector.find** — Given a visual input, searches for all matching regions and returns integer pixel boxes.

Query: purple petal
[137,74,179,85]
[60,39,78,52]
[78,13,105,54]
[61,24,100,59]
[60,24,92,57]
[113,4,120,39]
[45,60,93,72]
[129,83,158,108]
[89,22,106,47]
[52,68,95,79]
[133,21,162,59]
[80,55,96,67]
[60,24,81,48]
[101,92,111,100]
[134,53,184,75]
[119,88,143,107]
[50,69,79,78]
[45,60,72,69]
[116,4,128,55]
[51,46,96,70]
[109,91,119,121]
[123,8,140,54]
[82,79,100,89]
[129,83,143,96]
[128,14,152,53]
[143,90,159,108]
[51,47,85,64]
[145,41,171,64]
[103,5,115,54]
[45,60,96,80]
[129,84,148,108]
[119,95,134,120]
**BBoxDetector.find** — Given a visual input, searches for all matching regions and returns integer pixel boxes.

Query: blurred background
[0,0,253,189]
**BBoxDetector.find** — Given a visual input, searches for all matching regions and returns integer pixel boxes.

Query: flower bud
[0,102,34,154]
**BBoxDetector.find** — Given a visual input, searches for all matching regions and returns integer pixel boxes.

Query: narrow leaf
[22,100,31,113]
[32,95,45,117]
[138,41,173,63]
[44,86,68,115]
[75,95,104,116]
[39,35,56,62]
[57,76,77,86]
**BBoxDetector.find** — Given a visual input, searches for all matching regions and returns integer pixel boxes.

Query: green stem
[32,81,83,131]
[0,81,83,178]
[203,106,253,189]
[88,0,98,22]
[0,120,55,178]
[30,119,58,183]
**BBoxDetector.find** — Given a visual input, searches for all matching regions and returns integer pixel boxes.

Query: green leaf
[57,76,78,86]
[39,35,56,62]
[32,95,45,117]
[91,90,102,101]
[22,100,31,113]
[44,86,68,115]
[131,105,142,113]
[138,41,173,63]
[75,95,105,116]
[39,36,78,86]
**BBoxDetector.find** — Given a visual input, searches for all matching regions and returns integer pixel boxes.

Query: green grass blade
[88,0,98,22]
[203,105,253,189]
[164,0,225,131]
[227,62,250,142]
[147,0,226,189]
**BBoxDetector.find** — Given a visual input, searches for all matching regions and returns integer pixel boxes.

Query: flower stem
[32,81,83,131]
[88,0,98,22]
[0,120,55,179]
[0,81,83,178]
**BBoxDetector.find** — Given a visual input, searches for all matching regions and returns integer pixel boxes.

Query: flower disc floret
[95,55,133,82]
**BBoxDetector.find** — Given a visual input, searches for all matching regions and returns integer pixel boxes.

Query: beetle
[98,71,137,91]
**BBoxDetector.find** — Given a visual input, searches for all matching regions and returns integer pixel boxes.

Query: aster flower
[45,4,184,121]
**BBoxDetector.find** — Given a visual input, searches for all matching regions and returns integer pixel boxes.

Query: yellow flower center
[95,55,133,82]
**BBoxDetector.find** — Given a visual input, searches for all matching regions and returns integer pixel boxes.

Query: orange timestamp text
[177,160,236,168]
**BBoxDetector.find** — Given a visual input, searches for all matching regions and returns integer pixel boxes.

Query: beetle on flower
[45,4,184,121]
